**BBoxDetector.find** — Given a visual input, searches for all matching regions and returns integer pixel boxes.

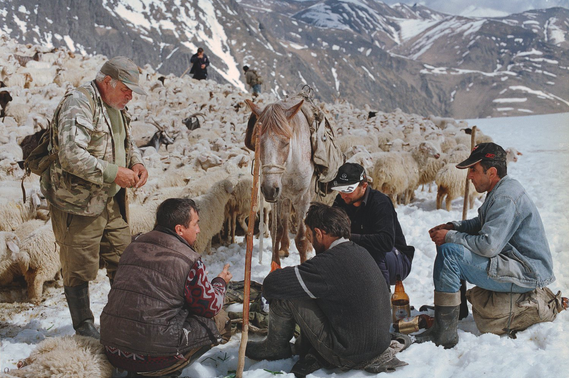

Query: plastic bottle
[393,314,434,334]
[391,275,411,323]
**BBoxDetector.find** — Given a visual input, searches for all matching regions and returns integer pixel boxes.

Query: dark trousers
[376,248,412,287]
[271,299,366,369]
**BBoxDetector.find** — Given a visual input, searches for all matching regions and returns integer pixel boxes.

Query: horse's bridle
[261,163,286,175]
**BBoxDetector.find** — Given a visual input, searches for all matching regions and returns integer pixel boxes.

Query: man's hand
[114,167,139,188]
[429,223,454,246]
[132,164,148,188]
[217,263,232,284]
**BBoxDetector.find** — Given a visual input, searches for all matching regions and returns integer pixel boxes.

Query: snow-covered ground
[1,112,568,377]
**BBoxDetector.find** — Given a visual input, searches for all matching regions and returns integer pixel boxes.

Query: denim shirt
[445,175,555,288]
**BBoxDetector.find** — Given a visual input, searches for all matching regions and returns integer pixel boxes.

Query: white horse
[245,98,313,264]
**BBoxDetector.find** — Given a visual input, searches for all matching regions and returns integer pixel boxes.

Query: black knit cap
[456,142,507,169]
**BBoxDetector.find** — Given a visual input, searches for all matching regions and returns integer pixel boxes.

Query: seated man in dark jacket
[332,163,415,286]
[100,198,231,377]
[246,203,405,377]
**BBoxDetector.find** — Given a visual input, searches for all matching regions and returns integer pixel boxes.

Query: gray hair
[95,71,118,88]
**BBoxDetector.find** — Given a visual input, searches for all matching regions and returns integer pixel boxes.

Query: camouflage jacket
[40,81,143,216]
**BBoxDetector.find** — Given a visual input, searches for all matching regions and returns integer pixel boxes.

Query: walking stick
[236,125,262,378]
[462,126,477,220]
[258,183,264,264]
[462,126,476,220]
[459,126,477,319]
[181,65,192,77]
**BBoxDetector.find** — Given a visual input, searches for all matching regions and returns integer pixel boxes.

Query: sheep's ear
[224,180,235,194]
[7,239,19,256]
[517,151,523,156]
[245,99,262,117]
[31,192,41,208]
[285,100,304,121]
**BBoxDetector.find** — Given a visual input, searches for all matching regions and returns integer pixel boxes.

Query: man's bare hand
[132,164,148,188]
[114,167,139,188]
[217,263,232,284]
[429,223,454,246]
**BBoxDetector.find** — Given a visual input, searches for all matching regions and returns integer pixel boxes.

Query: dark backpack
[23,86,95,176]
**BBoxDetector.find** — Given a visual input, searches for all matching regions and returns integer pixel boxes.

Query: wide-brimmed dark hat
[331,163,367,193]
[456,142,507,169]
[100,56,146,95]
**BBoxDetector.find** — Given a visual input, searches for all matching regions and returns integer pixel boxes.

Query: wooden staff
[462,126,477,220]
[258,184,264,264]
[459,126,477,317]
[236,124,262,378]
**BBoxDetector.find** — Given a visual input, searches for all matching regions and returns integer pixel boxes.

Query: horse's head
[246,99,304,203]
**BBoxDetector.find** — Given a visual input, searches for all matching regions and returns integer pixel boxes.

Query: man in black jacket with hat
[332,162,415,286]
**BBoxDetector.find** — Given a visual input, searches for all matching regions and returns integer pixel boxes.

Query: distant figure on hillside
[243,65,262,97]
[190,47,210,80]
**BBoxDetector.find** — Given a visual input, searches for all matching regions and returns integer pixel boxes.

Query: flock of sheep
[0,35,523,307]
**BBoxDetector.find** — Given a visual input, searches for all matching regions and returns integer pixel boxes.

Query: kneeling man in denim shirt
[418,142,555,349]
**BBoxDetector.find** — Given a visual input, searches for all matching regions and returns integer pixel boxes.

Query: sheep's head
[0,232,20,261]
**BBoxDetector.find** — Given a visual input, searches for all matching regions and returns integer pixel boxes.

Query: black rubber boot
[246,303,294,361]
[415,291,460,349]
[64,282,100,339]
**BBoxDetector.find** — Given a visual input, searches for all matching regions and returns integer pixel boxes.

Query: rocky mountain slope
[0,0,567,118]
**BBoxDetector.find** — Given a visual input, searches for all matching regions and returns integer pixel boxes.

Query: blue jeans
[433,243,534,294]
[252,84,261,94]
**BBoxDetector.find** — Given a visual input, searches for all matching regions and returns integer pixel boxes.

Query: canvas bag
[466,286,566,337]
[298,100,343,192]
[23,86,95,176]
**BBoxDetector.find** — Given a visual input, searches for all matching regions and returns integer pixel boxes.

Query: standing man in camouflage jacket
[40,56,148,339]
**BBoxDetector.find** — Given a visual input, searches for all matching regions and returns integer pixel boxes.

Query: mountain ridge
[0,0,567,118]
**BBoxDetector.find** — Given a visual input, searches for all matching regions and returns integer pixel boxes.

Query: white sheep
[14,219,61,304]
[194,178,236,254]
[223,174,271,245]
[0,187,44,231]
[401,141,440,205]
[506,147,523,163]
[0,231,20,286]
[435,163,481,211]
[346,149,374,173]
[6,335,113,378]
[369,151,408,205]
[372,141,440,205]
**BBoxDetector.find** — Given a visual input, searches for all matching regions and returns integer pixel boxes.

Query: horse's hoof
[279,250,289,258]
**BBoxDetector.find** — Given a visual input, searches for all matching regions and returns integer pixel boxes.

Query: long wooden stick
[462,126,477,220]
[236,124,262,378]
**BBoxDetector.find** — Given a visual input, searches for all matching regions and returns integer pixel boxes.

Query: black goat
[142,119,174,151]
[0,84,12,121]
[367,111,377,120]
[182,112,205,131]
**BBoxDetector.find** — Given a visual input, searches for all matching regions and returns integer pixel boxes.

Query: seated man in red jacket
[246,202,406,377]
[100,198,231,377]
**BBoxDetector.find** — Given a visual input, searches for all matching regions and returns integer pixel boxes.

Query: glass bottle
[391,275,411,323]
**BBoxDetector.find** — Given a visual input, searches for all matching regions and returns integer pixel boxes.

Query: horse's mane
[257,102,294,140]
